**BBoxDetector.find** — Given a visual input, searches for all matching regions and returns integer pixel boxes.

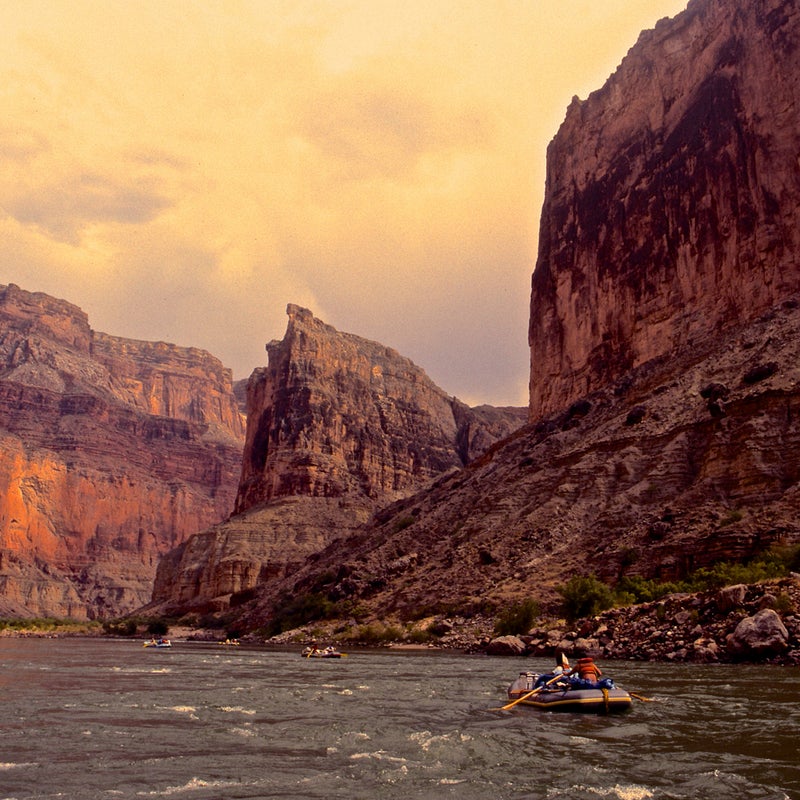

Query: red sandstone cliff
[147,306,526,613]
[529,0,800,419]
[0,284,245,619]
[236,304,524,510]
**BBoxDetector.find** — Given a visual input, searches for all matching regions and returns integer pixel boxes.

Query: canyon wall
[0,284,245,619]
[148,305,526,613]
[529,0,800,419]
[177,0,800,634]
[236,292,800,631]
[235,304,524,511]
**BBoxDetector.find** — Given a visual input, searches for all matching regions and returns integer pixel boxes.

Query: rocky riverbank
[6,577,797,665]
[257,577,800,666]
[482,577,800,666]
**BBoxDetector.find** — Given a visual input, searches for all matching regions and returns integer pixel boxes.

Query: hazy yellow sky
[1,0,688,406]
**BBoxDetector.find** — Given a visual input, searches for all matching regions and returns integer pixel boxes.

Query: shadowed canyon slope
[151,0,800,631]
[0,284,245,619]
[243,298,800,624]
[148,305,526,613]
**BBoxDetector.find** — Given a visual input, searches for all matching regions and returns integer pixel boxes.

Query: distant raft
[301,646,346,659]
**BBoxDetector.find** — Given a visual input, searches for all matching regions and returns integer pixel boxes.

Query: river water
[1,638,797,800]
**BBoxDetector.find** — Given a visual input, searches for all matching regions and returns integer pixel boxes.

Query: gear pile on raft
[506,653,632,714]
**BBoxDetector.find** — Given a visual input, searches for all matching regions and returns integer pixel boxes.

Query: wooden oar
[629,691,656,702]
[494,672,567,711]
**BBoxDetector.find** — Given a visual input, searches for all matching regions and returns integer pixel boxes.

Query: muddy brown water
[1,638,797,799]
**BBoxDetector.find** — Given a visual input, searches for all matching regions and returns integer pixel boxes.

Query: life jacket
[576,657,601,682]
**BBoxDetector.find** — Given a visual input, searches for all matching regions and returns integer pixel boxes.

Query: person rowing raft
[531,651,571,689]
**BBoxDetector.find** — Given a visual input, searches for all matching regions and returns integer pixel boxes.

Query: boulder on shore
[485,635,527,656]
[726,609,789,658]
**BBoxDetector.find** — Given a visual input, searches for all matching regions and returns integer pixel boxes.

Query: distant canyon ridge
[0,288,523,619]
[3,0,800,628]
[0,283,245,618]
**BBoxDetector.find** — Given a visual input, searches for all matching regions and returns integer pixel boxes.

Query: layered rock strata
[236,304,525,511]
[156,0,800,632]
[530,0,800,419]
[206,0,800,635]
[235,296,800,629]
[0,284,245,619]
[149,305,526,613]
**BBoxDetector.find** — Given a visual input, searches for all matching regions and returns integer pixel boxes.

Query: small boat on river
[506,670,632,714]
[143,637,172,648]
[301,645,346,659]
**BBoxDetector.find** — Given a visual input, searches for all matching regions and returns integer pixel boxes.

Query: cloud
[0,0,692,407]
[299,73,491,182]
[0,124,50,162]
[6,172,173,244]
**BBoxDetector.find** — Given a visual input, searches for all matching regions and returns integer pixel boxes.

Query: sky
[1,0,689,407]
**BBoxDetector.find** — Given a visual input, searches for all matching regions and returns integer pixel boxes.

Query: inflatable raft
[510,685,632,713]
[506,671,632,714]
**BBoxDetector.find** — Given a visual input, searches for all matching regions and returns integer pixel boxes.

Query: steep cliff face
[148,306,525,613]
[0,284,245,619]
[530,0,800,419]
[235,304,526,511]
[236,296,800,626]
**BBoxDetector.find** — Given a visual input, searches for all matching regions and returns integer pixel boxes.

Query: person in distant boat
[534,652,571,688]
[553,652,570,675]
[570,652,602,683]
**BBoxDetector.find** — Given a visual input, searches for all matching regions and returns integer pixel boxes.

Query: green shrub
[557,574,614,623]
[405,627,436,644]
[147,619,170,636]
[0,617,96,634]
[393,516,416,533]
[615,576,683,604]
[345,623,403,645]
[494,598,540,636]
[608,544,800,612]
[720,509,744,527]
[685,555,786,591]
[265,592,337,638]
[103,618,138,636]
[775,593,795,614]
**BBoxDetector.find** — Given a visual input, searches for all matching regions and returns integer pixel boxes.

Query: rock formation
[236,304,525,511]
[230,294,800,630]
[507,577,800,664]
[529,0,800,419]
[147,305,526,614]
[191,0,800,641]
[0,284,245,619]
[727,607,790,657]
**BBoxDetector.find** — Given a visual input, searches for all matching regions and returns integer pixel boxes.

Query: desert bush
[103,618,138,636]
[147,619,170,636]
[615,576,683,604]
[557,575,615,623]
[494,598,540,636]
[266,592,336,637]
[345,623,403,645]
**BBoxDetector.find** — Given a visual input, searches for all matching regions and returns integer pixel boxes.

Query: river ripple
[0,639,797,799]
